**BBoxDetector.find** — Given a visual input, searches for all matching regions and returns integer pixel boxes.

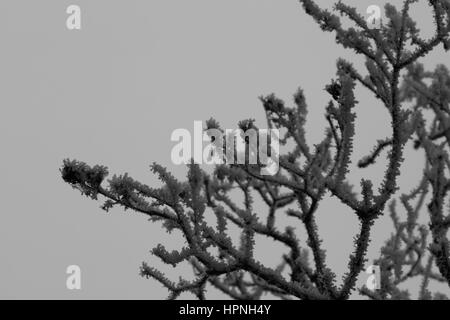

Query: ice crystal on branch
[61,1,450,299]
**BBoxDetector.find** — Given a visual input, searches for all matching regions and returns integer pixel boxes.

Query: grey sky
[0,0,449,299]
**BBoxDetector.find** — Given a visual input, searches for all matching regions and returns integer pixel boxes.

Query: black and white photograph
[1,0,450,312]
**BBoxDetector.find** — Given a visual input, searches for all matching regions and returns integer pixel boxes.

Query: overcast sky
[0,0,449,299]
